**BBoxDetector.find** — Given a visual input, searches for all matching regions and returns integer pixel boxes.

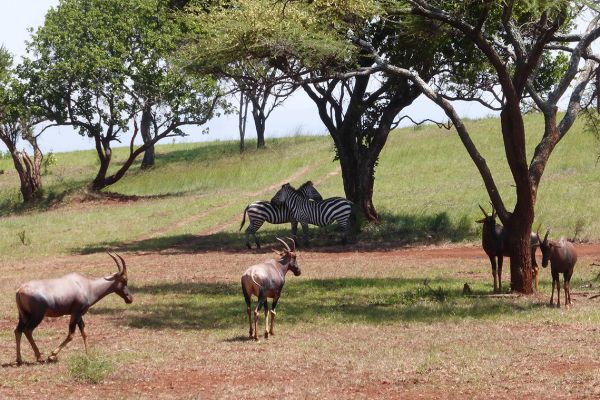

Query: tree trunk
[1,136,43,203]
[140,105,155,169]
[251,100,266,149]
[11,150,43,202]
[91,137,112,191]
[336,132,380,223]
[339,158,379,223]
[498,108,536,294]
[506,210,535,294]
[141,145,155,169]
[239,92,249,153]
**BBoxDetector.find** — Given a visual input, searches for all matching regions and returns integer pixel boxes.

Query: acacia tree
[20,0,224,190]
[352,0,600,292]
[0,48,46,202]
[227,61,296,150]
[182,0,448,221]
[183,6,298,151]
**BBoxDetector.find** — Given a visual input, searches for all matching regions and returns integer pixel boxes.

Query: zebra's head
[271,183,294,206]
[298,181,323,201]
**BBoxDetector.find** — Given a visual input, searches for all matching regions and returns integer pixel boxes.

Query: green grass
[0,113,598,261]
[67,353,114,383]
[89,264,600,335]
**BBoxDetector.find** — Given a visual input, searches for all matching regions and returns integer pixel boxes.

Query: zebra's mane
[297,181,313,190]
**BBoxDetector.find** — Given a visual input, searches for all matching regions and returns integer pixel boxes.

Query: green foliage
[180,0,375,73]
[21,0,221,135]
[19,0,224,188]
[42,152,57,175]
[67,353,114,383]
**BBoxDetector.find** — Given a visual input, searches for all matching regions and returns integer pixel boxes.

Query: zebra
[240,181,322,249]
[271,183,353,245]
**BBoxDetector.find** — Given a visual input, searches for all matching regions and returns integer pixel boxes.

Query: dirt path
[198,165,340,236]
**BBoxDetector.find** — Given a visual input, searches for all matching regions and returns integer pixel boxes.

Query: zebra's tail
[239,205,249,231]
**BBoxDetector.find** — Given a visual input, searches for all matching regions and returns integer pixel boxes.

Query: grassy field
[0,113,598,262]
[1,114,600,398]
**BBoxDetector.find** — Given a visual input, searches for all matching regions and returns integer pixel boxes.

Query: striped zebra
[240,181,322,249]
[271,183,354,245]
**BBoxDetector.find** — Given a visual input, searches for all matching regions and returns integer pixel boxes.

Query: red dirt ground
[2,242,600,399]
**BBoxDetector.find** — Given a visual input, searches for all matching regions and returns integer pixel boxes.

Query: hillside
[0,113,598,261]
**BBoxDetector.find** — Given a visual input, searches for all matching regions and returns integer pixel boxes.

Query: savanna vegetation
[0,118,600,396]
[0,114,598,262]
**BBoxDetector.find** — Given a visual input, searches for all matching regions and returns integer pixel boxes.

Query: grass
[1,248,600,397]
[0,114,599,262]
[67,353,114,384]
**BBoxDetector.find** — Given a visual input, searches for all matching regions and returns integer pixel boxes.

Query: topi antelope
[536,229,578,307]
[14,253,133,365]
[241,237,300,340]
[477,204,540,293]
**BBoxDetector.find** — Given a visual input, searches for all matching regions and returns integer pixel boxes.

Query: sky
[0,1,495,153]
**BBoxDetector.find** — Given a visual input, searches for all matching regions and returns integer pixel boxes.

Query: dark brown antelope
[477,205,540,293]
[536,230,578,307]
[241,237,300,340]
[14,253,133,365]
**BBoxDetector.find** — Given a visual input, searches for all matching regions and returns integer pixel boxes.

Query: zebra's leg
[290,220,298,244]
[301,223,310,247]
[246,220,264,249]
[340,219,351,245]
[291,220,298,236]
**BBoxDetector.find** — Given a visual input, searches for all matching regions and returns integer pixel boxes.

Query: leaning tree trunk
[140,105,155,169]
[91,137,112,191]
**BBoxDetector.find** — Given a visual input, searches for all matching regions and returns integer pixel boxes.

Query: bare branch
[394,115,452,130]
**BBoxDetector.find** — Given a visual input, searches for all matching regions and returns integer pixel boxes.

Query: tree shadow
[0,184,81,217]
[74,211,479,255]
[90,277,546,332]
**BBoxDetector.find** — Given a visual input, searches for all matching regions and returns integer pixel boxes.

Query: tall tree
[353,0,599,292]
[0,48,46,203]
[181,0,446,221]
[236,63,296,149]
[20,0,224,190]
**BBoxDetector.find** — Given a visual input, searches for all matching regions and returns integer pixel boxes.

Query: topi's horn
[276,237,291,252]
[107,252,123,274]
